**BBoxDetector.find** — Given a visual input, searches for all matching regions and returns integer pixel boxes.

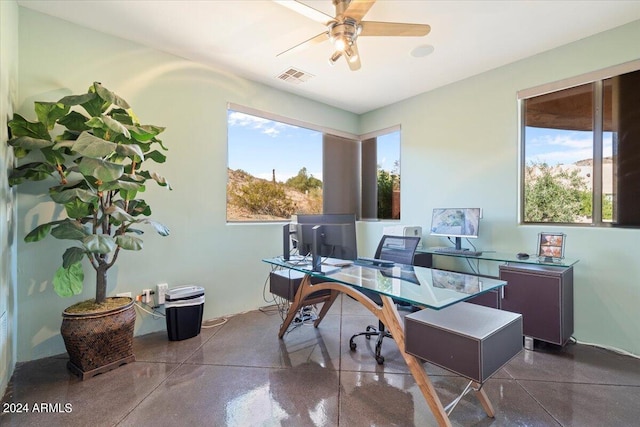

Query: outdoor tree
[285,167,322,193]
[524,162,587,222]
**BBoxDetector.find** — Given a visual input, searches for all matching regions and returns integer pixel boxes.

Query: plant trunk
[96,266,108,304]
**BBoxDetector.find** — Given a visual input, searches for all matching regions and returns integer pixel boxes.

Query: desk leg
[313,290,340,328]
[474,384,495,417]
[378,295,452,427]
[277,276,339,339]
[277,280,495,425]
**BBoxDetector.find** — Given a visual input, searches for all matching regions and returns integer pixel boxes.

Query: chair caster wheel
[376,355,385,365]
[350,342,357,351]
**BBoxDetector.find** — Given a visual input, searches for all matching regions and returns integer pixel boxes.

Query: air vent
[276,67,314,84]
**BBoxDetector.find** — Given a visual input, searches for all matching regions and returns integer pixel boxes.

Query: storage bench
[405,302,522,384]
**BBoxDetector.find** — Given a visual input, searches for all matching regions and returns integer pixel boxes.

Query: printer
[382,225,423,248]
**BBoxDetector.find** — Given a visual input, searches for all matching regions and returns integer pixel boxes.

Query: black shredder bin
[165,285,205,341]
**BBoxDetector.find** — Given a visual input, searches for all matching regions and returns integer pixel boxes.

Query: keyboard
[433,247,483,256]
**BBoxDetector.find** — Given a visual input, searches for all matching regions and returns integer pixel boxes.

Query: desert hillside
[227,168,322,221]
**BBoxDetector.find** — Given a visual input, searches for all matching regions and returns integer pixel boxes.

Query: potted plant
[7,82,170,379]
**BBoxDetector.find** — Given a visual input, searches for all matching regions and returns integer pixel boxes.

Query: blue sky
[228,110,400,181]
[525,127,612,166]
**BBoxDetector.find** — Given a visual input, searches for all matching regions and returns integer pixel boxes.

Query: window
[361,128,401,220]
[520,62,640,226]
[227,109,323,222]
[226,105,401,222]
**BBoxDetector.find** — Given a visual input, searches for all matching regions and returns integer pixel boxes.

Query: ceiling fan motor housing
[329,18,360,49]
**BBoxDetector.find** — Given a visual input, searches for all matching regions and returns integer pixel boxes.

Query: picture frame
[537,232,566,260]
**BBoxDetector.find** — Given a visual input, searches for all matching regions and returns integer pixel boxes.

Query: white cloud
[228,111,295,138]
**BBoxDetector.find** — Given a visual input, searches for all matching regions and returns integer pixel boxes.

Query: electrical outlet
[157,283,169,305]
[142,288,153,304]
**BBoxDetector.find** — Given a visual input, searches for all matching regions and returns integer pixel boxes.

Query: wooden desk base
[278,274,495,427]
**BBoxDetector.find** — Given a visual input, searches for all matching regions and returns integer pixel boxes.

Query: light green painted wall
[360,20,640,356]
[13,6,640,362]
[0,0,19,396]
[15,8,359,362]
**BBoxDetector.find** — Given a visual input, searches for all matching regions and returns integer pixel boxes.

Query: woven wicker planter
[61,297,136,380]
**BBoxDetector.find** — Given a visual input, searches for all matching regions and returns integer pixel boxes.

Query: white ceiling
[17,0,640,114]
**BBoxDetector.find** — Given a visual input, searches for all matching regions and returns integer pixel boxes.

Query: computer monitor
[430,208,481,250]
[292,214,358,265]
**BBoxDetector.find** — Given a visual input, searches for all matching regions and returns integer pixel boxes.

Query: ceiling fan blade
[360,21,431,37]
[346,42,361,71]
[273,0,335,25]
[342,0,376,22]
[277,31,329,57]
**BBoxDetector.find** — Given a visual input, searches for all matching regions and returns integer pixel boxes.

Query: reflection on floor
[2,294,640,426]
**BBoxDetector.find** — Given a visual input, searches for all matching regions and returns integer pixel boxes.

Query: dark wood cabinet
[499,264,573,346]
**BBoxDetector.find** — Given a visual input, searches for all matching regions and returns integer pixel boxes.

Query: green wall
[11,6,640,366]
[14,8,359,362]
[360,20,640,356]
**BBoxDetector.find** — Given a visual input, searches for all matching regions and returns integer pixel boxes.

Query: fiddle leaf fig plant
[7,82,170,305]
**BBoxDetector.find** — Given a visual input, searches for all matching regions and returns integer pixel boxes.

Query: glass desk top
[417,248,579,267]
[263,257,507,310]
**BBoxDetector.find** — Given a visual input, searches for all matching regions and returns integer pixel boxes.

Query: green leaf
[138,170,171,189]
[64,198,93,219]
[9,162,56,185]
[83,234,117,254]
[72,132,117,158]
[127,125,158,142]
[53,263,84,297]
[50,187,98,204]
[115,235,143,251]
[58,92,96,106]
[140,124,165,136]
[51,220,89,241]
[34,101,69,130]
[115,143,144,160]
[105,205,135,223]
[8,136,53,151]
[144,220,170,236]
[99,180,144,193]
[145,150,166,163]
[110,109,133,125]
[77,157,125,182]
[116,199,151,216]
[81,91,105,117]
[41,146,66,165]
[57,111,90,131]
[102,115,131,138]
[52,140,76,151]
[62,247,86,268]
[24,223,53,242]
[8,114,50,140]
[94,82,130,109]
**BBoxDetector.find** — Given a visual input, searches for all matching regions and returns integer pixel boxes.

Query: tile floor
[2,295,640,427]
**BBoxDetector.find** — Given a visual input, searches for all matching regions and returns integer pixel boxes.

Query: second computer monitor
[294,213,357,261]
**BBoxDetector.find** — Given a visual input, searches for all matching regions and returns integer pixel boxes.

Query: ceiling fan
[275,0,431,71]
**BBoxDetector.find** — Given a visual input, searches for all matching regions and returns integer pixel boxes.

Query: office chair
[349,235,421,364]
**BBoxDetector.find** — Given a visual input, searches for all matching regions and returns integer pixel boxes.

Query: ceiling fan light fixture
[328,50,342,66]
[333,36,347,51]
[344,45,358,63]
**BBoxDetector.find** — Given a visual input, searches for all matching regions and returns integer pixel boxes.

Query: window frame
[226,104,401,223]
[518,59,640,227]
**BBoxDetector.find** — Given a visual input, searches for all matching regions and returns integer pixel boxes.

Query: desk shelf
[417,248,576,348]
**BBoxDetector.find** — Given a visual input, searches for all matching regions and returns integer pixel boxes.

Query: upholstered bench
[405,302,523,384]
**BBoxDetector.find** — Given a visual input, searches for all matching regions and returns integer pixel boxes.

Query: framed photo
[537,232,565,260]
